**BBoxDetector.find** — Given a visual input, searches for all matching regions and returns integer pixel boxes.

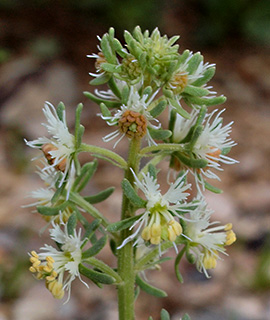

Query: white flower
[119,171,191,250]
[172,108,237,194]
[25,102,76,196]
[101,86,160,147]
[29,222,87,302]
[184,199,236,277]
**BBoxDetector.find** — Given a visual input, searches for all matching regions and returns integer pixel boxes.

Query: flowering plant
[26,26,237,320]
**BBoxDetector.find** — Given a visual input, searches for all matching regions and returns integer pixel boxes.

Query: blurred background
[0,0,270,319]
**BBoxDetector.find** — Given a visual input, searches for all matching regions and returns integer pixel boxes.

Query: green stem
[79,143,127,169]
[140,143,183,156]
[117,137,142,320]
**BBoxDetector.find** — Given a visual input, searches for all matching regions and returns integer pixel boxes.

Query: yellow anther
[169,73,188,94]
[142,226,151,241]
[226,230,236,246]
[169,220,182,236]
[43,265,53,273]
[30,256,39,264]
[30,251,39,258]
[203,250,218,269]
[150,235,161,245]
[29,266,37,273]
[46,275,56,282]
[46,256,55,263]
[32,260,41,268]
[151,223,161,237]
[47,280,65,300]
[225,223,233,231]
[168,227,177,242]
[36,272,43,279]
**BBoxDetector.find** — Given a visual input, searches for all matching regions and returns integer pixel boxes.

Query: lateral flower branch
[25,26,237,320]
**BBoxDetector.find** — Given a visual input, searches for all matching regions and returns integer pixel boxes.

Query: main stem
[117,137,142,320]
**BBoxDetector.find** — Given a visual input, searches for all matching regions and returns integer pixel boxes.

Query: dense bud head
[122,55,142,81]
[42,143,67,172]
[118,110,147,138]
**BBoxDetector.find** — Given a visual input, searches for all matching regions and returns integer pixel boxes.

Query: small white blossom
[101,86,160,147]
[184,199,236,277]
[119,170,191,250]
[29,222,87,302]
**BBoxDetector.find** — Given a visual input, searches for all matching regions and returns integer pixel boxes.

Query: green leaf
[183,85,210,97]
[162,87,174,99]
[100,34,116,64]
[106,215,142,233]
[37,202,69,216]
[108,77,121,98]
[109,239,118,256]
[121,179,147,208]
[79,264,115,284]
[121,85,130,105]
[192,66,216,86]
[148,127,172,141]
[178,49,191,66]
[148,163,157,180]
[89,73,111,85]
[204,181,223,194]
[84,187,115,204]
[134,285,140,301]
[186,95,226,107]
[195,105,207,126]
[182,313,191,320]
[82,235,107,259]
[189,125,203,149]
[73,161,97,193]
[149,100,167,118]
[143,86,152,97]
[136,274,167,298]
[168,98,190,119]
[186,52,203,74]
[100,62,121,73]
[160,309,170,320]
[83,219,101,240]
[67,213,77,236]
[100,102,112,118]
[174,152,208,169]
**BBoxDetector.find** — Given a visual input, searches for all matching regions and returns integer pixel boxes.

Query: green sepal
[51,182,66,204]
[79,263,115,284]
[186,95,226,107]
[174,247,185,283]
[195,105,207,126]
[133,25,143,42]
[100,62,121,74]
[83,219,101,241]
[204,181,223,194]
[143,86,152,97]
[149,100,167,118]
[73,160,97,193]
[183,85,210,97]
[135,274,167,298]
[148,127,172,141]
[189,125,203,149]
[89,73,111,85]
[186,52,203,74]
[148,163,157,180]
[221,146,231,155]
[174,152,208,169]
[106,215,142,233]
[100,102,112,118]
[121,85,130,105]
[108,77,121,98]
[56,101,65,122]
[185,250,196,264]
[182,313,191,320]
[121,179,147,208]
[84,187,115,204]
[100,34,116,64]
[67,212,77,236]
[163,87,174,99]
[82,235,107,259]
[178,49,190,66]
[168,108,177,134]
[192,66,216,87]
[168,98,191,119]
[160,309,170,320]
[112,38,126,58]
[84,91,121,108]
[37,202,69,216]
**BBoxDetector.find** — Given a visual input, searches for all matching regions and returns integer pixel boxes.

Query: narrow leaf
[175,152,208,169]
[160,309,170,320]
[150,100,167,118]
[73,161,97,193]
[67,213,77,236]
[90,73,111,85]
[100,103,112,118]
[183,85,210,97]
[204,181,223,194]
[84,91,121,108]
[148,127,172,141]
[56,101,65,122]
[79,264,115,284]
[83,219,101,240]
[192,66,216,86]
[84,187,115,204]
[106,215,142,233]
[82,235,107,259]
[168,98,190,119]
[182,313,191,320]
[122,179,147,208]
[37,202,69,216]
[136,275,167,298]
